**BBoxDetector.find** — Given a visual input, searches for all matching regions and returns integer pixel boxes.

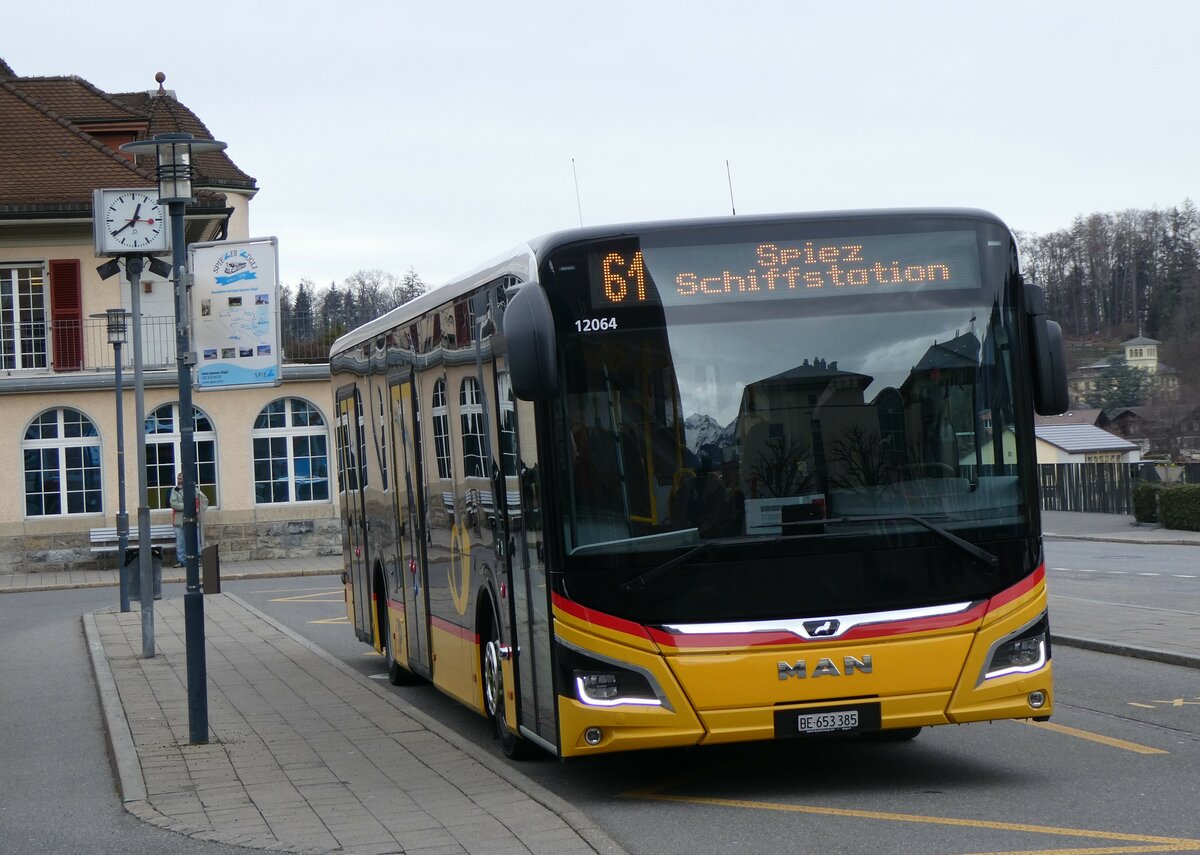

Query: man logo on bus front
[804,619,840,637]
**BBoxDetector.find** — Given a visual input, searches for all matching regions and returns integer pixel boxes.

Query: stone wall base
[0,518,342,575]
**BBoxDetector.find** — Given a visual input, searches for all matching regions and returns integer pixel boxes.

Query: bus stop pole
[113,322,130,613]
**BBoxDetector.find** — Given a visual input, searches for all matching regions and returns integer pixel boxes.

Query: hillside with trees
[1019,201,1200,406]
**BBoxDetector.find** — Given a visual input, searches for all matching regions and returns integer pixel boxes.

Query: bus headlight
[557,640,671,710]
[981,614,1050,682]
[574,670,662,707]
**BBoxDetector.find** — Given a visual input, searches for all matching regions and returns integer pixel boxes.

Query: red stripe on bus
[985,564,1045,614]
[646,603,988,650]
[430,614,478,643]
[552,593,652,640]
[552,566,1043,651]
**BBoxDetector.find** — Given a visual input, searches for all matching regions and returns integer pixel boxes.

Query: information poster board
[189,238,282,390]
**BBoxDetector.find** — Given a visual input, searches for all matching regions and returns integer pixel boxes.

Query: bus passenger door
[336,386,372,642]
[391,375,433,677]
[496,366,558,750]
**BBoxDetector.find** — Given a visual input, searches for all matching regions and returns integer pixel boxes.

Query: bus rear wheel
[482,628,532,760]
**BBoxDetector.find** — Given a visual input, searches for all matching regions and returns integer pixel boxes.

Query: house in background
[1,58,338,573]
[1106,404,1200,460]
[1033,408,1107,428]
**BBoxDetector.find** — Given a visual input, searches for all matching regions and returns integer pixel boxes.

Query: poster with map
[189,238,281,390]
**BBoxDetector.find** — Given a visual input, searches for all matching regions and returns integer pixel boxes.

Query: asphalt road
[1045,539,1200,614]
[3,546,1196,855]
[0,583,249,855]
[227,568,1200,855]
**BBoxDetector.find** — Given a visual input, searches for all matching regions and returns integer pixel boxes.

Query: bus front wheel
[482,627,533,760]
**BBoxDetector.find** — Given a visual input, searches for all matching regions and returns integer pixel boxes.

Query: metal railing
[49,317,178,371]
[38,313,367,372]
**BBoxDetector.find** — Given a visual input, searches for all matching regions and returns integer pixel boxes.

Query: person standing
[169,472,209,567]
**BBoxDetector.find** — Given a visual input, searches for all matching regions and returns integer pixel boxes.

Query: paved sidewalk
[86,592,626,855]
[1042,509,1200,548]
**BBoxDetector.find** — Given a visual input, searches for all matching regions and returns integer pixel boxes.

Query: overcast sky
[6,1,1198,289]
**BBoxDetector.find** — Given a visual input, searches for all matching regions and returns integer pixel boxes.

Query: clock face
[98,190,168,253]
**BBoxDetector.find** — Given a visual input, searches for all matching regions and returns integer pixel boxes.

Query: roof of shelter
[1035,424,1138,454]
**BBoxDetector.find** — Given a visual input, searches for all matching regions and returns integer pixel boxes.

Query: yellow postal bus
[330,209,1068,758]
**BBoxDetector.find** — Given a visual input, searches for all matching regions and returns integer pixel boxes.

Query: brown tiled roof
[0,60,256,215]
[0,81,154,209]
[13,75,147,123]
[114,89,255,188]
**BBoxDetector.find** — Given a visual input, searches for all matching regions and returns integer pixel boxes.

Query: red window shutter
[49,259,83,372]
[454,301,470,345]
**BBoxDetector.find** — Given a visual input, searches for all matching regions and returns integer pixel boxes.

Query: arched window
[23,408,101,516]
[146,403,218,509]
[431,378,452,479]
[252,398,330,503]
[460,376,486,478]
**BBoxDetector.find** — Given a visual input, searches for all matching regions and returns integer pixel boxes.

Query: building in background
[0,58,338,573]
[1068,335,1179,407]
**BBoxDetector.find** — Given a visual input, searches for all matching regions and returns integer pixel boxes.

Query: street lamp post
[121,132,226,745]
[93,309,131,611]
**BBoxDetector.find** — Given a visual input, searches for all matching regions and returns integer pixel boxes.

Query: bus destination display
[591,230,982,308]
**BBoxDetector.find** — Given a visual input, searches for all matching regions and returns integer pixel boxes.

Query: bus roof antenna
[726,159,737,216]
[572,158,584,227]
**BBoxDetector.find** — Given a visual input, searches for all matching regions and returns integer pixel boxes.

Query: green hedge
[1158,484,1200,532]
[1132,482,1163,523]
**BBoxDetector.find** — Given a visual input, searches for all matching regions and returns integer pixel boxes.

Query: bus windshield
[544,218,1028,560]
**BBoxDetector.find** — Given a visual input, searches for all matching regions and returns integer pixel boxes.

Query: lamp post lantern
[121,131,227,745]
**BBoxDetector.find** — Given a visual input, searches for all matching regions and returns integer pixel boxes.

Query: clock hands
[109,203,158,239]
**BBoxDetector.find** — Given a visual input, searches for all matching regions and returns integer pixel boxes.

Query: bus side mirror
[504,283,559,401]
[1024,282,1069,415]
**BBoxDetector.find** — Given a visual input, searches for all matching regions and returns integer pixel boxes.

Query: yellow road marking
[1127,703,1157,710]
[270,590,344,603]
[620,787,1200,851]
[961,846,1194,854]
[1016,720,1168,755]
[310,616,350,625]
[240,586,335,594]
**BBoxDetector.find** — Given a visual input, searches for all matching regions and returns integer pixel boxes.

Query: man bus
[330,208,1068,759]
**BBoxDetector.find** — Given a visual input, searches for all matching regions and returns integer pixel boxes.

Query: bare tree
[829,426,887,489]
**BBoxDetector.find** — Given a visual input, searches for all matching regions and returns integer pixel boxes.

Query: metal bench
[89,524,176,553]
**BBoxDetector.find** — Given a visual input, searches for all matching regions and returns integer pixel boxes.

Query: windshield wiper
[619,543,712,596]
[828,514,999,570]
